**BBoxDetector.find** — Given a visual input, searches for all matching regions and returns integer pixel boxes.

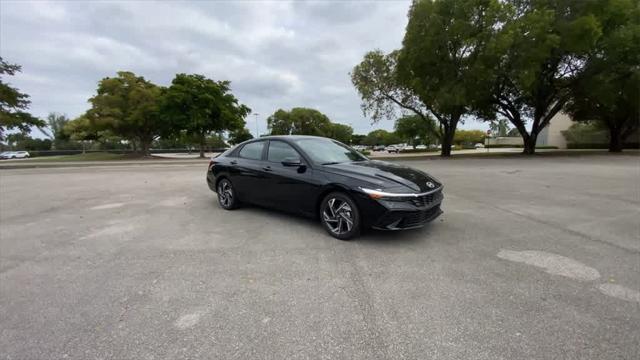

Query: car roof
[253,135,328,141]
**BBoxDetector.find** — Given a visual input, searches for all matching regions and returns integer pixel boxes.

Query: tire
[320,192,361,240]
[216,178,239,210]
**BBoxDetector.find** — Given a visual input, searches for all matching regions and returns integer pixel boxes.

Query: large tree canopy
[267,107,353,143]
[362,129,401,146]
[478,0,604,154]
[86,71,166,155]
[353,0,502,156]
[267,108,332,136]
[162,74,250,157]
[394,115,438,146]
[0,57,45,140]
[228,127,254,145]
[564,0,640,152]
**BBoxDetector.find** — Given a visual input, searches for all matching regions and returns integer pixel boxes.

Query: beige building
[536,112,573,149]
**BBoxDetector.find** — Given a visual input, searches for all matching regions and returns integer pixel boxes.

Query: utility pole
[253,113,259,138]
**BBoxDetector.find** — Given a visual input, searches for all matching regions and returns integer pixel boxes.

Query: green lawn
[24,153,129,162]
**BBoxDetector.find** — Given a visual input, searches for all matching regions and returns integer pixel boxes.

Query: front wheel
[320,192,360,240]
[217,178,238,210]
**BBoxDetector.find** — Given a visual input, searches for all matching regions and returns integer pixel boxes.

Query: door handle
[262,166,272,171]
[230,160,237,165]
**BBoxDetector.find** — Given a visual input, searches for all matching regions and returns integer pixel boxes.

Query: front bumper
[356,188,444,230]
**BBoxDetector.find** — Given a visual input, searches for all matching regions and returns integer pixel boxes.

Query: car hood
[322,160,440,193]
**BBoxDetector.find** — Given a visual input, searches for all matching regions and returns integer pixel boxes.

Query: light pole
[253,113,259,138]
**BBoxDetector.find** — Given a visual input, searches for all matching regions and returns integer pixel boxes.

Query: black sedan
[207,136,443,240]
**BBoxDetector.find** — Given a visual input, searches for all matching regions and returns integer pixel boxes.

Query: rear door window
[238,141,265,160]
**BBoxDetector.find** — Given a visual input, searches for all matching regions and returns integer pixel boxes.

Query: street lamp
[253,113,259,138]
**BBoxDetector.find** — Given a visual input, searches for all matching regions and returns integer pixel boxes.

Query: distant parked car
[474,143,485,148]
[1,151,30,159]
[436,145,456,150]
[373,145,385,151]
[385,145,400,153]
[415,144,427,150]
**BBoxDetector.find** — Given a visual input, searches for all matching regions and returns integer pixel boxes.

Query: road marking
[90,202,125,210]
[497,249,600,281]
[597,283,640,304]
[174,312,204,330]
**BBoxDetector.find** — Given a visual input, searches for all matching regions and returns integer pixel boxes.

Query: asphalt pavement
[0,154,638,359]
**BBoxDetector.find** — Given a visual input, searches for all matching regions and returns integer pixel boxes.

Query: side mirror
[281,157,302,167]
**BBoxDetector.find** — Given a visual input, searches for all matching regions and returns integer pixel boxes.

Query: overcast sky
[1,0,486,136]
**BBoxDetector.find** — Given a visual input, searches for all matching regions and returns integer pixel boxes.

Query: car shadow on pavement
[358,225,436,247]
[217,200,438,246]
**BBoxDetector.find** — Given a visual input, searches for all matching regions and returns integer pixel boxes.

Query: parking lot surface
[1,155,638,359]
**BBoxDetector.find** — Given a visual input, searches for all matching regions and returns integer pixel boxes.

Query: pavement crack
[333,245,390,360]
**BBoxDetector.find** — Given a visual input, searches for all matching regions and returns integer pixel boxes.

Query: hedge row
[399,148,439,153]
[25,148,229,157]
[484,145,559,149]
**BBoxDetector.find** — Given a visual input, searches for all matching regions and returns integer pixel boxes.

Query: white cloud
[0,0,487,135]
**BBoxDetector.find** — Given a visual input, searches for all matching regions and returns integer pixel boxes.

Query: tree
[45,112,70,141]
[163,74,250,157]
[228,128,254,145]
[564,0,640,152]
[351,134,366,145]
[352,50,435,146]
[267,108,332,136]
[363,129,400,146]
[489,118,510,137]
[64,115,101,143]
[0,57,45,139]
[5,133,51,151]
[394,115,438,146]
[478,0,604,154]
[88,71,166,156]
[353,0,502,156]
[327,123,353,144]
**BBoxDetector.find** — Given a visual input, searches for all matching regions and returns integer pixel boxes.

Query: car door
[229,140,269,203]
[262,140,319,215]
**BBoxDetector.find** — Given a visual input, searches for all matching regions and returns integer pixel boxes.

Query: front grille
[376,205,442,230]
[410,190,443,207]
[401,206,441,227]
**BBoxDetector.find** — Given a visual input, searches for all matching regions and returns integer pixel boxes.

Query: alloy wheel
[322,197,354,235]
[217,180,234,208]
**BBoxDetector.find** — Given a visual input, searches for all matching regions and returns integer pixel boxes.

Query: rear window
[238,141,265,160]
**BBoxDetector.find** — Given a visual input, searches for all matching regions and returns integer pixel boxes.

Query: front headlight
[360,185,443,200]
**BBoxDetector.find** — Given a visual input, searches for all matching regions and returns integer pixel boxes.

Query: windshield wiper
[321,161,342,165]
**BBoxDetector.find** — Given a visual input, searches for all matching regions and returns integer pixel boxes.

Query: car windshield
[294,138,367,165]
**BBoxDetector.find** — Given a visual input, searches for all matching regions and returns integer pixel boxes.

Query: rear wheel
[217,178,238,210]
[320,192,360,240]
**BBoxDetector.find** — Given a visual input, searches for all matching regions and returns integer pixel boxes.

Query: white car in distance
[0,151,30,159]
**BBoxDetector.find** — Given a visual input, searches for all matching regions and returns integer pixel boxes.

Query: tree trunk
[522,133,537,155]
[440,123,456,157]
[199,133,206,158]
[608,126,623,152]
[140,138,152,157]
